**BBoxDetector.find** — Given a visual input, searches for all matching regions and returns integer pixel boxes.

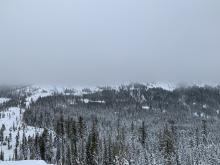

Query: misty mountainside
[1,84,220,165]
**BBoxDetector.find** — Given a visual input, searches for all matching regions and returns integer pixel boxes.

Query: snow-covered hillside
[0,86,48,161]
[146,82,176,91]
[2,84,220,165]
[0,98,10,104]
[0,160,53,165]
[0,107,43,160]
[25,86,55,108]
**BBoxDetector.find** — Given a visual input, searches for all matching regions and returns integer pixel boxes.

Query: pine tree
[47,133,54,163]
[103,138,109,165]
[108,135,114,165]
[78,116,86,163]
[0,149,4,161]
[66,145,72,165]
[0,128,4,143]
[20,130,28,160]
[39,130,47,160]
[35,133,41,160]
[86,119,99,165]
[202,120,207,145]
[139,121,147,148]
[14,147,18,160]
[56,142,61,165]
[159,125,175,165]
[71,120,78,165]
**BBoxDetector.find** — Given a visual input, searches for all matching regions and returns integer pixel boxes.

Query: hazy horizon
[0,0,220,85]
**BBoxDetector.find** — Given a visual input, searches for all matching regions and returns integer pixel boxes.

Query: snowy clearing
[0,160,53,165]
[0,98,10,104]
[142,105,150,110]
[0,107,43,160]
[25,86,55,108]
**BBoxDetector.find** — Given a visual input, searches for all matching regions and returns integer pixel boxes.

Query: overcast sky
[0,0,220,85]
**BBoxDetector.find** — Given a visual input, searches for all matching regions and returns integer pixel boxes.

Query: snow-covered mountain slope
[25,86,55,108]
[0,98,10,104]
[25,84,100,98]
[0,160,53,165]
[0,86,58,161]
[146,82,176,91]
[28,83,177,97]
[0,107,22,159]
[0,107,43,160]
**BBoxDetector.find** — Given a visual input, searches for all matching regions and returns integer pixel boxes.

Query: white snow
[147,82,176,91]
[162,109,166,113]
[33,84,100,96]
[203,104,208,109]
[72,86,99,96]
[25,85,100,101]
[193,112,199,117]
[25,86,55,108]
[81,98,105,104]
[142,105,150,110]
[0,160,53,165]
[0,107,43,160]
[201,113,205,117]
[82,98,89,103]
[0,86,58,161]
[0,107,21,160]
[0,98,10,104]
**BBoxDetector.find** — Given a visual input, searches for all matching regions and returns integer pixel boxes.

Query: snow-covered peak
[25,86,54,108]
[146,82,177,91]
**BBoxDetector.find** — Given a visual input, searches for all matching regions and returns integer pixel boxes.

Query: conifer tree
[159,125,175,165]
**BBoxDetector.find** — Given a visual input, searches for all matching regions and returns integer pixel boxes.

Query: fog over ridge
[0,0,220,85]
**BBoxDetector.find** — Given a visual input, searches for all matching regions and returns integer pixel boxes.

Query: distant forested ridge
[1,84,220,164]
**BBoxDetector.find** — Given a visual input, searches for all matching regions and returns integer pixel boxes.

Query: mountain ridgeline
[1,84,220,164]
[21,84,220,165]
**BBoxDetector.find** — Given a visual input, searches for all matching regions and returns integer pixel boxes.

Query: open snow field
[0,86,57,162]
[0,107,44,160]
[0,160,53,165]
[0,98,10,104]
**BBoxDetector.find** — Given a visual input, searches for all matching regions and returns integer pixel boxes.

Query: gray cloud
[0,0,220,85]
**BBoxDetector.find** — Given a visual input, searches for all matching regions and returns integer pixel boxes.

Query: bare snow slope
[0,160,53,165]
[0,107,44,160]
[0,98,10,104]
[0,86,49,161]
[25,86,55,108]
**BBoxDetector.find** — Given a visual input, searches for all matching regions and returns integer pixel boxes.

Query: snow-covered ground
[0,107,22,160]
[26,83,178,99]
[0,85,64,161]
[81,98,105,104]
[146,82,177,91]
[0,107,43,160]
[25,86,55,108]
[142,105,150,110]
[0,160,53,165]
[26,84,102,99]
[0,98,10,104]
